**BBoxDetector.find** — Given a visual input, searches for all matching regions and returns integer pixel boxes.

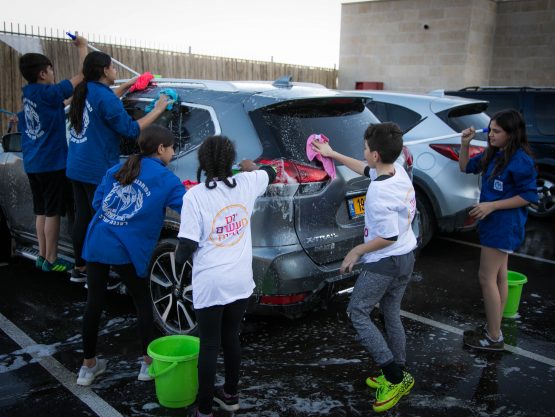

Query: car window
[534,94,555,135]
[438,105,490,136]
[366,101,421,132]
[249,98,380,163]
[478,94,519,116]
[123,100,216,156]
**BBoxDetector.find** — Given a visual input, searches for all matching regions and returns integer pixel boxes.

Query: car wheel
[149,238,198,335]
[416,190,436,248]
[528,173,555,218]
[0,210,12,262]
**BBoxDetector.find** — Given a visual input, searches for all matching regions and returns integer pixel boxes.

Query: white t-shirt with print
[362,162,417,263]
[178,171,269,309]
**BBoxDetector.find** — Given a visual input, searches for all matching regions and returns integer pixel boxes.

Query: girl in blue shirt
[76,125,185,386]
[67,51,170,282]
[459,109,537,352]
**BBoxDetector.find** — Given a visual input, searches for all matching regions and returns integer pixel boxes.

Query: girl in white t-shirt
[176,135,276,417]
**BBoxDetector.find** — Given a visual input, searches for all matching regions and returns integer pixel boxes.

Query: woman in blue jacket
[76,125,185,386]
[67,51,170,282]
[459,109,537,352]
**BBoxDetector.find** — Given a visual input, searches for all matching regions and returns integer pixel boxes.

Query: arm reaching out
[69,33,88,88]
[311,141,367,176]
[459,127,476,172]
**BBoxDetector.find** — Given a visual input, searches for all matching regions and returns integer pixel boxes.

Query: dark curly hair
[197,135,237,189]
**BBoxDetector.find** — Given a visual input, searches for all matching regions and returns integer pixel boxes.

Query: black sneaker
[70,268,87,283]
[213,386,239,411]
[464,327,504,351]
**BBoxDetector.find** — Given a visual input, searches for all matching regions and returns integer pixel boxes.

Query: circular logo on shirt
[101,182,146,224]
[23,100,42,140]
[209,204,249,247]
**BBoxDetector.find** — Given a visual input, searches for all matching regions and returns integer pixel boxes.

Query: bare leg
[478,247,508,341]
[44,215,60,263]
[36,215,46,258]
[497,258,509,328]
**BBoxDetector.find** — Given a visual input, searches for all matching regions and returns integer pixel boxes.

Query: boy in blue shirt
[312,123,417,413]
[18,34,88,272]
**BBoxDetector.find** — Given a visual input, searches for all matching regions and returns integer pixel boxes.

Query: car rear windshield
[437,105,490,138]
[249,98,380,163]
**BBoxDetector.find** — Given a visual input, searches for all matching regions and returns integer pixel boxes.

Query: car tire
[528,172,555,218]
[149,238,198,336]
[416,190,436,248]
[0,210,12,262]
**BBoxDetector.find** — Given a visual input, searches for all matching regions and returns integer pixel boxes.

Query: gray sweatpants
[347,252,415,367]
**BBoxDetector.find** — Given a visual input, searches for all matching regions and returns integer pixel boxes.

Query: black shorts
[27,170,70,216]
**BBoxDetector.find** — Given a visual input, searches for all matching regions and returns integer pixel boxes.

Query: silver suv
[348,90,490,246]
[0,77,415,335]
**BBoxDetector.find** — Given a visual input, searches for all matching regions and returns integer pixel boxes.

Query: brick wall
[338,0,554,92]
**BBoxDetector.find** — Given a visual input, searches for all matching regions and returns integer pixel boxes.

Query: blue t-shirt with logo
[19,80,73,173]
[82,157,185,277]
[66,81,140,185]
[466,148,537,251]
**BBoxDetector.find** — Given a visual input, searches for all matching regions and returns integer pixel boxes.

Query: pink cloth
[129,72,154,92]
[306,133,336,179]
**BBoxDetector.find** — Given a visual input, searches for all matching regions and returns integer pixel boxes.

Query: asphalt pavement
[0,217,554,417]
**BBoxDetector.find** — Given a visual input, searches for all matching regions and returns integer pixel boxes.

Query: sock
[485,326,504,342]
[382,361,403,384]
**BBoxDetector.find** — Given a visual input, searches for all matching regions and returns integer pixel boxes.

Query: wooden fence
[0,29,338,133]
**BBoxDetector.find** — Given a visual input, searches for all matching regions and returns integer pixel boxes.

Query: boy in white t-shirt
[312,122,417,413]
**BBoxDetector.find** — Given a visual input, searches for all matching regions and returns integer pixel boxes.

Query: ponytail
[69,81,88,134]
[114,154,144,186]
[69,51,112,134]
[115,125,175,186]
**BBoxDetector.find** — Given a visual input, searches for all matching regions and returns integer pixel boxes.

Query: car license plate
[347,195,365,219]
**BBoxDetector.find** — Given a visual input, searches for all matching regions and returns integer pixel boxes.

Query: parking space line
[400,310,555,367]
[438,237,555,265]
[0,312,124,417]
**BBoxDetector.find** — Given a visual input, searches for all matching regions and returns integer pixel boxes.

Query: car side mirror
[2,132,22,152]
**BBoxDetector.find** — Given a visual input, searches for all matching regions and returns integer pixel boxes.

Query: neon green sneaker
[365,373,385,389]
[373,371,414,413]
[42,258,73,273]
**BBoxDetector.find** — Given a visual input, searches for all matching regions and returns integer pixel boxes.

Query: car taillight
[429,144,485,161]
[259,293,309,305]
[258,158,329,184]
[402,146,413,168]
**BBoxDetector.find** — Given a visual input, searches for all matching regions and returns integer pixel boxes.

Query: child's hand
[340,246,363,274]
[469,202,496,220]
[311,141,335,158]
[239,160,258,172]
[153,94,172,113]
[73,32,88,48]
[461,127,476,146]
[125,75,139,89]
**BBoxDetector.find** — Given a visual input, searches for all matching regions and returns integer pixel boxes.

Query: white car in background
[348,90,491,247]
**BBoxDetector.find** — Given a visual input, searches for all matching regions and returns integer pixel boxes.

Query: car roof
[344,89,488,113]
[120,78,362,110]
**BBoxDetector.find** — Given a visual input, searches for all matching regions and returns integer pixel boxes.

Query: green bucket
[503,271,528,319]
[147,335,200,408]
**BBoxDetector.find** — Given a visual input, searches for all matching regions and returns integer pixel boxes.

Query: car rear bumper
[437,206,477,233]
[249,245,362,317]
